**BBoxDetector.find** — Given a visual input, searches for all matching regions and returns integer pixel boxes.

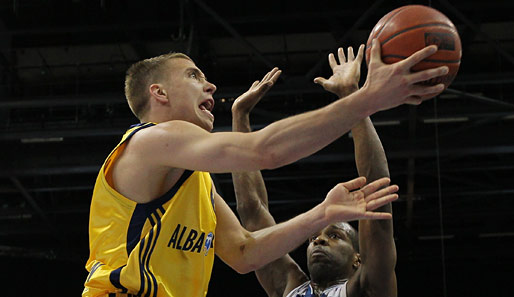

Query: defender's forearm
[232,109,275,231]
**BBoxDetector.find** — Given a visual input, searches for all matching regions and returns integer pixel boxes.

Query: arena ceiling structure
[0,0,513,296]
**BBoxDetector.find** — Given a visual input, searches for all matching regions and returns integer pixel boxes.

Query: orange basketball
[365,5,462,89]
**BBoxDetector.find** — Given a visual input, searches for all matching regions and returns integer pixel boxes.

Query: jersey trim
[127,122,156,138]
[87,262,104,283]
[110,266,128,293]
[126,170,194,255]
[126,171,194,297]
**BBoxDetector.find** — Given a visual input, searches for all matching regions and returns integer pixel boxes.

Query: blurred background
[0,0,513,296]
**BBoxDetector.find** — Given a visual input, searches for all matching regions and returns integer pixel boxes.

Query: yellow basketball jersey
[83,123,217,297]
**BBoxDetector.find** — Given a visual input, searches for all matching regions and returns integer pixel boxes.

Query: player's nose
[313,235,328,246]
[204,80,216,94]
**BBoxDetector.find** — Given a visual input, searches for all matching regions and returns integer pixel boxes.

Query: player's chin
[204,120,214,131]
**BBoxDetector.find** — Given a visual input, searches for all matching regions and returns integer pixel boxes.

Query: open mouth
[199,98,215,120]
[199,98,214,112]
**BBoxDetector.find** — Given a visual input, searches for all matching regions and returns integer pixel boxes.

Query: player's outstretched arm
[346,117,397,297]
[346,48,397,296]
[312,44,397,296]
[214,176,398,275]
[231,68,280,232]
[126,41,448,175]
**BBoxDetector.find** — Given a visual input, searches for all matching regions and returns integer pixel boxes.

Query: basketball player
[83,39,446,297]
[232,45,396,297]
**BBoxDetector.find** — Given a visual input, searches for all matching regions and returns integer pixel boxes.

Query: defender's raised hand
[314,45,365,98]
[231,67,282,115]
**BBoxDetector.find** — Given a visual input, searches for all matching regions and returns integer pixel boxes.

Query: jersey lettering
[167,224,181,249]
[182,229,198,251]
[191,232,205,253]
[167,224,213,254]
[176,225,188,250]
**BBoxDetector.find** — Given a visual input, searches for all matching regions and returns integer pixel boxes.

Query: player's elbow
[230,254,260,274]
[235,194,260,219]
[227,239,264,274]
[232,262,257,275]
[258,146,287,170]
[250,131,290,170]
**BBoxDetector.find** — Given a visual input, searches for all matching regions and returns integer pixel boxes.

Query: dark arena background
[1,1,513,296]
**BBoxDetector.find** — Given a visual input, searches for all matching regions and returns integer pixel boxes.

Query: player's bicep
[133,121,270,173]
[359,265,397,297]
[212,190,252,273]
[347,263,397,297]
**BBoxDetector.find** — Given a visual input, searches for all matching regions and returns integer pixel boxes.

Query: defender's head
[306,222,360,284]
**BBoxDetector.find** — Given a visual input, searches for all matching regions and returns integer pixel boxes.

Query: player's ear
[352,253,361,270]
[149,83,168,104]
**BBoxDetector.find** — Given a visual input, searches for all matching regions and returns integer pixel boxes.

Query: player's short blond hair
[124,52,192,120]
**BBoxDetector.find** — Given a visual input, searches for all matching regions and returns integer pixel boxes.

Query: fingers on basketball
[365,5,461,91]
[409,66,449,84]
[369,39,383,65]
[409,83,445,100]
[400,45,438,69]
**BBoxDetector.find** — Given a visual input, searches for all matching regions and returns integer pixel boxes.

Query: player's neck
[311,278,347,295]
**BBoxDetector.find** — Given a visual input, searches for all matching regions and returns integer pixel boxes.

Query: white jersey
[286,280,348,297]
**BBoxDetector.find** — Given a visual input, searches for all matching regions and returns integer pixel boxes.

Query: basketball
[365,5,462,89]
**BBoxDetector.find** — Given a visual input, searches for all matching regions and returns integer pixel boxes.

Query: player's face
[306,223,357,282]
[162,58,217,131]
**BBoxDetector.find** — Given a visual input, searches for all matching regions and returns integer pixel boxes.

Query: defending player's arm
[213,176,398,274]
[350,118,397,297]
[230,71,308,297]
[128,42,448,174]
[316,45,397,297]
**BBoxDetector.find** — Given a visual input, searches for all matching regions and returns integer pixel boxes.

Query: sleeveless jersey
[286,280,348,297]
[83,123,217,297]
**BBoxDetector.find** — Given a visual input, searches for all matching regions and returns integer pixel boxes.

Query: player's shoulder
[128,120,194,144]
[140,120,206,139]
[343,270,356,297]
[124,120,208,168]
[284,281,310,297]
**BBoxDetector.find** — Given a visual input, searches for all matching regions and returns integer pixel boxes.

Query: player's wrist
[338,87,376,119]
[311,200,332,226]
[337,84,359,98]
[231,115,251,132]
[231,110,250,122]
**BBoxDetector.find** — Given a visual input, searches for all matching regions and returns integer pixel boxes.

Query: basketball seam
[383,54,460,63]
[367,7,407,47]
[381,23,457,46]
